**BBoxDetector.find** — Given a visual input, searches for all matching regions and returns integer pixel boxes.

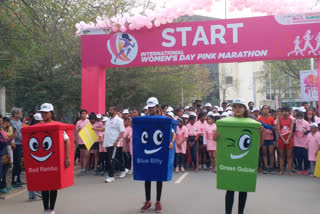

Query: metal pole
[317,57,320,113]
[269,64,272,100]
[253,72,256,105]
[225,0,227,19]
[311,58,316,107]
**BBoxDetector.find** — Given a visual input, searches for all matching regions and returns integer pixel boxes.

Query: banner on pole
[300,70,318,102]
[81,13,320,68]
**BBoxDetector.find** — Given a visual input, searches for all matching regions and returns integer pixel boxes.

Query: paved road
[0,170,319,214]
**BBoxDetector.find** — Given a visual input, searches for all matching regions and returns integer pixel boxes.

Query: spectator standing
[10,107,24,187]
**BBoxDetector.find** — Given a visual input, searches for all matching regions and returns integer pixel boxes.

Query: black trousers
[98,152,108,172]
[12,144,23,184]
[123,151,132,170]
[225,191,247,214]
[42,190,58,210]
[145,181,162,202]
[106,146,125,177]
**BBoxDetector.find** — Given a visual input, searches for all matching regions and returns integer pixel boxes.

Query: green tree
[0,0,214,120]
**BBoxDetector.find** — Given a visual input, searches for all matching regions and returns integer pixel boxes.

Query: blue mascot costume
[132,97,177,213]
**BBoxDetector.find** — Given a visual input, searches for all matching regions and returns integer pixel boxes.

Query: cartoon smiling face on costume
[141,129,164,155]
[226,129,252,160]
[28,132,54,162]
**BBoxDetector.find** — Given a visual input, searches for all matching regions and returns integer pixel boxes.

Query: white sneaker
[125,168,129,174]
[199,164,202,170]
[105,177,115,183]
[49,211,55,214]
[203,165,207,170]
[119,170,127,178]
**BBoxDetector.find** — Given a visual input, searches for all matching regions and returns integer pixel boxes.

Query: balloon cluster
[75,0,213,35]
[75,0,317,35]
[229,0,316,15]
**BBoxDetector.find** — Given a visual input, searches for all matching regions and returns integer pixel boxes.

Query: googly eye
[29,137,39,152]
[42,136,53,151]
[153,130,163,146]
[238,134,251,151]
[141,131,149,144]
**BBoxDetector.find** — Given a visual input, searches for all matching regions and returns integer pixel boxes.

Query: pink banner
[81,13,320,68]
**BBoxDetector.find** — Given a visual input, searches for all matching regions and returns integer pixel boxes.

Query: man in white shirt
[93,106,127,183]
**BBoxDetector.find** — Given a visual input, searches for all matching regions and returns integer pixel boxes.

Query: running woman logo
[288,30,320,56]
[107,33,138,65]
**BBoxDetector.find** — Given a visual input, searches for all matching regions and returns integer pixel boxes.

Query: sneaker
[155,201,163,213]
[125,168,130,174]
[4,186,13,191]
[119,170,127,179]
[105,177,115,183]
[304,170,309,176]
[11,183,23,188]
[100,171,105,176]
[29,197,36,201]
[175,167,179,173]
[78,170,87,176]
[199,164,202,170]
[181,167,185,172]
[48,210,55,214]
[203,165,207,170]
[16,181,25,185]
[34,192,42,198]
[140,201,152,212]
[263,169,268,174]
[128,169,133,175]
[0,188,9,194]
[297,170,303,175]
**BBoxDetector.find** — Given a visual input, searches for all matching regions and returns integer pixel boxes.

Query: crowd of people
[70,99,320,182]
[0,99,319,213]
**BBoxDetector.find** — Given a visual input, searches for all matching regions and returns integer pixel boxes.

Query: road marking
[175,172,188,184]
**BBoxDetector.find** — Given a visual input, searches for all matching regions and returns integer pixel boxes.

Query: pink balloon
[160,18,167,25]
[154,19,161,27]
[112,26,118,32]
[129,24,135,30]
[119,17,126,26]
[167,17,174,23]
[146,22,153,29]
[120,25,127,32]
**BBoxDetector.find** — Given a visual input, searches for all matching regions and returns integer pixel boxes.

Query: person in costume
[39,103,71,214]
[214,99,263,214]
[139,97,176,213]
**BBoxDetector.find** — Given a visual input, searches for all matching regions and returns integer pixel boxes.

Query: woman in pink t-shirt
[305,110,315,124]
[186,115,200,171]
[293,112,310,175]
[196,112,208,170]
[75,110,90,176]
[305,123,320,176]
[122,117,133,173]
[205,115,217,172]
[98,117,108,175]
[175,118,188,172]
[89,113,104,174]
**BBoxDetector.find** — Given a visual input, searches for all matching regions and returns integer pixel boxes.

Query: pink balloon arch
[77,1,320,113]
